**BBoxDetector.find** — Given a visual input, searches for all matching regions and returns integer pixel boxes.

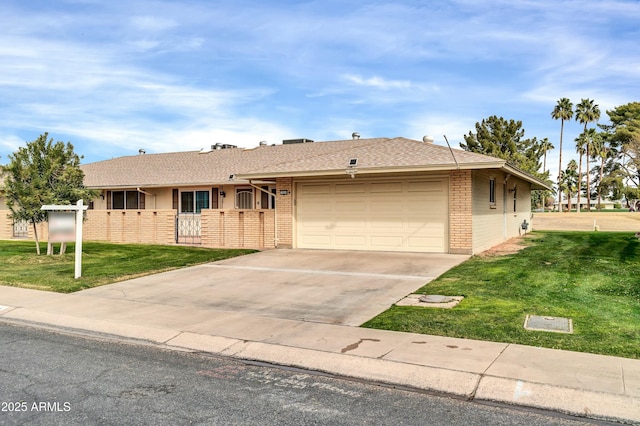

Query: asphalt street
[0,323,608,425]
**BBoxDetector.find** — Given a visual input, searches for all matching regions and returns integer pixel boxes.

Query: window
[489,178,496,207]
[211,187,219,209]
[110,190,145,210]
[513,185,517,212]
[260,186,276,209]
[236,188,254,209]
[180,190,210,213]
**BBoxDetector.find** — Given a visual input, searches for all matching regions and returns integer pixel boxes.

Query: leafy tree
[575,98,601,210]
[3,133,96,254]
[551,98,573,212]
[605,102,640,187]
[461,116,549,209]
[461,115,543,175]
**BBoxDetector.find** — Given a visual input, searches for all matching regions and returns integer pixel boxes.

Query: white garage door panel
[299,236,332,247]
[296,178,448,253]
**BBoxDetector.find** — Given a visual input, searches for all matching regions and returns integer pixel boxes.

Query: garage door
[296,178,448,252]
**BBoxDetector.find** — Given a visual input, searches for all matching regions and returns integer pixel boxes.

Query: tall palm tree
[551,98,573,212]
[540,137,554,174]
[539,138,554,212]
[575,98,601,211]
[590,130,607,210]
[574,132,587,212]
[562,159,579,211]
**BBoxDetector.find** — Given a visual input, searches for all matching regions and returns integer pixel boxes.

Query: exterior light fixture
[279,189,290,195]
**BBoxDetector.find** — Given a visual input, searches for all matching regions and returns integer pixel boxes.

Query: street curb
[474,376,640,424]
[1,313,638,424]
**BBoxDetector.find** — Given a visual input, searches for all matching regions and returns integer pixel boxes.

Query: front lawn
[363,232,640,359]
[0,241,255,293]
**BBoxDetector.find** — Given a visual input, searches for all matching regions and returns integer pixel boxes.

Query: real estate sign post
[41,199,88,279]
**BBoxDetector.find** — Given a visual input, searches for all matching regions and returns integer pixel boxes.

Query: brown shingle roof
[81,137,548,189]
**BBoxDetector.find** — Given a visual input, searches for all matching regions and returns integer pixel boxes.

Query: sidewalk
[1,285,639,424]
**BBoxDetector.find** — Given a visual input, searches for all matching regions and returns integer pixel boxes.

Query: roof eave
[235,161,507,180]
[86,179,251,190]
[501,164,552,190]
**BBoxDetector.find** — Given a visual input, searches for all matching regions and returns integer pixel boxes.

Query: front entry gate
[13,219,29,238]
[176,214,201,244]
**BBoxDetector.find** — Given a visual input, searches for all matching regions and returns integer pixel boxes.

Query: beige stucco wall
[472,170,532,253]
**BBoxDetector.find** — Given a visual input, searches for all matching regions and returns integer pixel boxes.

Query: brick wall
[0,211,12,239]
[84,210,176,244]
[275,177,293,248]
[201,209,275,249]
[449,170,473,254]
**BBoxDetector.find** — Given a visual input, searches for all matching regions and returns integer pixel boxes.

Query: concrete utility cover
[524,315,573,334]
[396,294,463,308]
[419,295,454,303]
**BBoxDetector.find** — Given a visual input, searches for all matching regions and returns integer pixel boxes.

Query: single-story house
[1,137,550,254]
[553,198,620,211]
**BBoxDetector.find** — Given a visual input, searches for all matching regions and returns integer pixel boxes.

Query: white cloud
[342,74,413,90]
[129,16,177,33]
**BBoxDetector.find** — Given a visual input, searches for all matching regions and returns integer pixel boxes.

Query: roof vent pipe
[352,132,360,140]
[138,149,146,155]
[422,135,434,144]
[259,141,267,146]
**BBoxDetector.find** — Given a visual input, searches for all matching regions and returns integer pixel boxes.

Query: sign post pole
[74,199,84,279]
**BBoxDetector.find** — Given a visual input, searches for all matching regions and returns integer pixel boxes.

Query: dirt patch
[478,236,529,257]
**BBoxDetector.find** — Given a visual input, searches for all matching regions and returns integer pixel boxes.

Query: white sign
[42,200,88,279]
[48,212,76,243]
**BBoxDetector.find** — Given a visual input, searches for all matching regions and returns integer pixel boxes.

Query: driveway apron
[80,249,469,326]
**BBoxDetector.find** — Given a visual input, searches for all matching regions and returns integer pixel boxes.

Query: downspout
[503,174,510,238]
[136,187,156,209]
[247,181,278,248]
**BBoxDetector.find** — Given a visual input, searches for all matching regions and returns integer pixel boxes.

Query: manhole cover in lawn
[524,315,573,334]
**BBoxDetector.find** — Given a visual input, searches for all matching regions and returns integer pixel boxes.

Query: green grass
[0,241,255,293]
[363,231,640,359]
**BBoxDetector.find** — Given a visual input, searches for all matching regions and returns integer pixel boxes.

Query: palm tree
[590,130,607,210]
[575,98,601,211]
[540,138,554,174]
[551,98,573,212]
[539,138,554,212]
[562,159,579,211]
[574,132,587,212]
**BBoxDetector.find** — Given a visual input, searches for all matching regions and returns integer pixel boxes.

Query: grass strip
[363,231,640,359]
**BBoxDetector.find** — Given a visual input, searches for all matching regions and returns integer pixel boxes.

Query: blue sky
[1,0,639,183]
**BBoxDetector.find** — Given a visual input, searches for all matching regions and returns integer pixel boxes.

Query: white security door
[296,178,448,252]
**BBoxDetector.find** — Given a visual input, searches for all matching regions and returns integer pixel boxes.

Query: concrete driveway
[81,249,469,326]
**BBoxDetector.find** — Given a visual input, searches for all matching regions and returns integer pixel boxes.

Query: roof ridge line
[247,138,388,172]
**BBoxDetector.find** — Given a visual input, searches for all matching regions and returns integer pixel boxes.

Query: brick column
[449,170,473,254]
[276,177,293,248]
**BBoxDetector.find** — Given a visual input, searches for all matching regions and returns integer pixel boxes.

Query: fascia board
[235,161,507,180]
